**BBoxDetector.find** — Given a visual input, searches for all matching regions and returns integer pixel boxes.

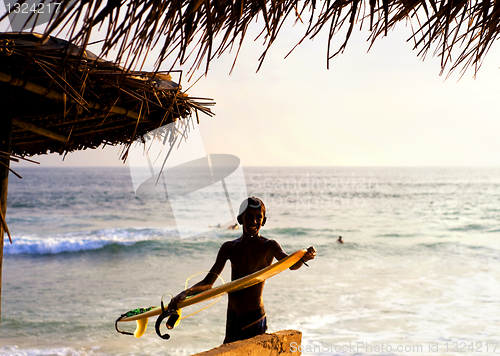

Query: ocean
[1,166,500,355]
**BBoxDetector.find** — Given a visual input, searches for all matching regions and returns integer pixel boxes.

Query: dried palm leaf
[1,0,497,75]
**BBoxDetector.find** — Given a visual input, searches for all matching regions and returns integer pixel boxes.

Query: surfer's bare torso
[217,235,286,314]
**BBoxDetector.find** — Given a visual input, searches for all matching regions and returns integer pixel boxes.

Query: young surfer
[169,197,316,343]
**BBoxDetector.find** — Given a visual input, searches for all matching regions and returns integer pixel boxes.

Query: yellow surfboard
[116,249,307,338]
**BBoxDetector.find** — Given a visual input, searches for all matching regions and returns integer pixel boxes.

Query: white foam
[3,227,177,255]
[0,345,99,356]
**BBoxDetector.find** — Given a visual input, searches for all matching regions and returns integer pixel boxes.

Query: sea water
[1,166,500,356]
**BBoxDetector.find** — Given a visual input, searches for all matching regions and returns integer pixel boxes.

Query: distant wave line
[3,227,179,255]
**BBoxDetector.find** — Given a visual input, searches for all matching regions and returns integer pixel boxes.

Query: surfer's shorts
[224,308,267,343]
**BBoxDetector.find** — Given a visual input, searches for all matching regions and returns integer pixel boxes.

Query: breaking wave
[3,227,178,255]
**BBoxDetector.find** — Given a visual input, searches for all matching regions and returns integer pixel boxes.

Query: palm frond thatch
[2,0,497,76]
[0,32,214,159]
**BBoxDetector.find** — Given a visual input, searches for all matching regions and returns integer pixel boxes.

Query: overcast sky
[3,6,500,168]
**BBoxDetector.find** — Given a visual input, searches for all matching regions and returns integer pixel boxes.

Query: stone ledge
[192,330,302,356]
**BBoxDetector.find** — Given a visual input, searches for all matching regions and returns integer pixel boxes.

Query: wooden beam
[12,118,69,143]
[13,113,147,127]
[12,120,139,146]
[0,71,148,121]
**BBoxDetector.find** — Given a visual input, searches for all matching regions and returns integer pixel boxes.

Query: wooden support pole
[0,115,13,324]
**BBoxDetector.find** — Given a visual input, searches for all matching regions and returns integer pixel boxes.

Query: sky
[3,4,500,168]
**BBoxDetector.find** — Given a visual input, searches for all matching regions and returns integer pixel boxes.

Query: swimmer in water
[228,223,239,230]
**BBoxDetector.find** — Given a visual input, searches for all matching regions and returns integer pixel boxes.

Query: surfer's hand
[168,291,187,310]
[304,246,317,262]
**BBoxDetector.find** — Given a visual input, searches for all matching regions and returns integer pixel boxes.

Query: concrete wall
[192,330,302,356]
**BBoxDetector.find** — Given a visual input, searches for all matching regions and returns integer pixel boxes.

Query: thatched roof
[1,0,497,76]
[0,32,214,158]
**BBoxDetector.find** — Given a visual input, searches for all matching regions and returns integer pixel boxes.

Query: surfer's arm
[268,239,301,270]
[290,246,317,269]
[269,239,288,261]
[169,243,229,308]
[269,241,316,270]
[180,263,224,296]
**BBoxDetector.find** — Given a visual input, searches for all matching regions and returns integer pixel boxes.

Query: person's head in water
[237,197,266,237]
